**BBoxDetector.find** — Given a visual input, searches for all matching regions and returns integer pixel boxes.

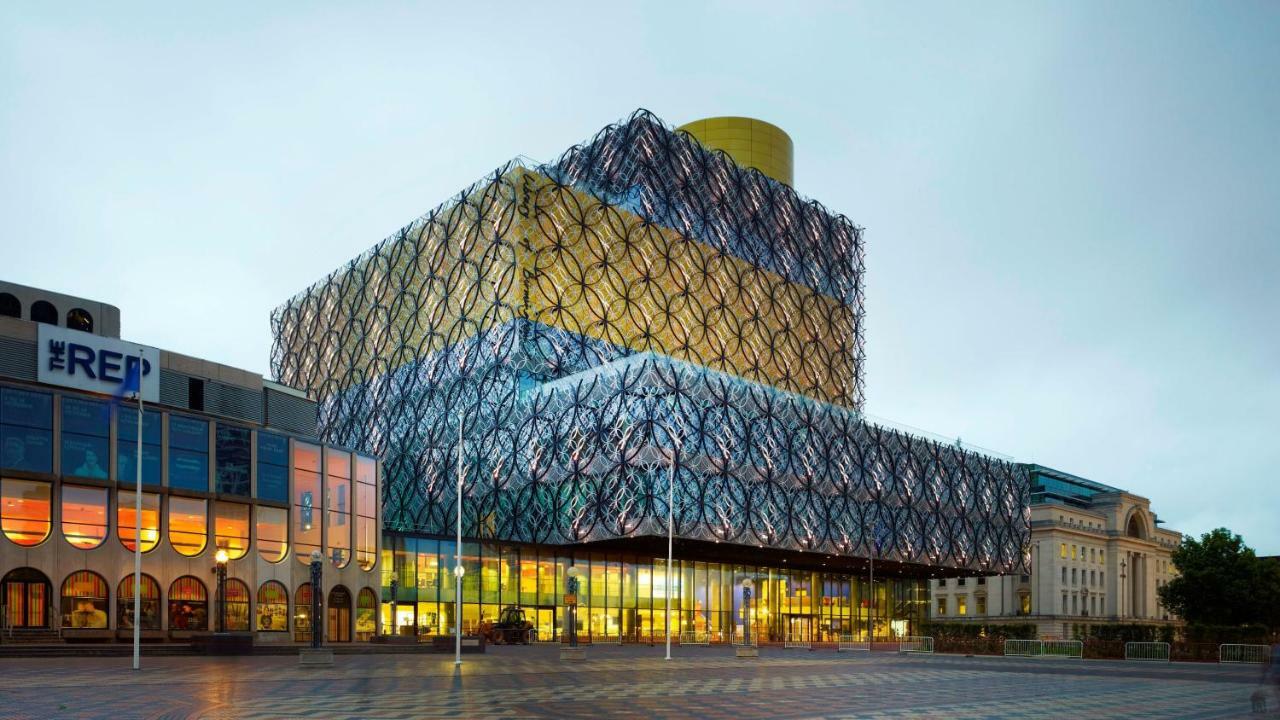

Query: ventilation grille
[265,388,317,436]
[207,380,264,424]
[159,369,189,408]
[0,337,36,381]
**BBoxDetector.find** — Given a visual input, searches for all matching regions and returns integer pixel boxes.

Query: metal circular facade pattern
[271,110,1030,576]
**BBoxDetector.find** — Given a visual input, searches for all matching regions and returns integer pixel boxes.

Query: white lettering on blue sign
[37,325,160,403]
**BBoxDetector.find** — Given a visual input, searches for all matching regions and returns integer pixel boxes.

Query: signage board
[37,325,160,403]
[564,594,577,606]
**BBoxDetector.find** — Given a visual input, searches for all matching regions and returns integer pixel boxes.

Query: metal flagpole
[455,415,463,666]
[132,355,143,671]
[665,442,675,661]
[867,522,874,647]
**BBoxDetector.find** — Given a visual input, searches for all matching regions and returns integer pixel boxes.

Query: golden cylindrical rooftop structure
[677,116,794,186]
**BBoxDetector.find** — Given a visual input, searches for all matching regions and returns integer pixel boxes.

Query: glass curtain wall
[377,535,927,643]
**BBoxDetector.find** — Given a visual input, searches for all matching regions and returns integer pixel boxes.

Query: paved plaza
[0,645,1268,719]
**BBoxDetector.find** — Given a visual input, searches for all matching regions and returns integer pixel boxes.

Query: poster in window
[61,397,108,437]
[0,425,53,473]
[116,441,161,485]
[257,433,289,502]
[169,449,209,492]
[0,388,53,428]
[63,434,109,479]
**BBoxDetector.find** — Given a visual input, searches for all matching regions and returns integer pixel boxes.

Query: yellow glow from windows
[61,485,108,549]
[2,478,51,547]
[118,490,160,552]
[168,496,207,557]
[214,502,250,560]
[256,506,288,563]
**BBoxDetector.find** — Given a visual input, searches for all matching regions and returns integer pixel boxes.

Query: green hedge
[1181,624,1274,644]
[1086,623,1177,643]
[919,622,1038,640]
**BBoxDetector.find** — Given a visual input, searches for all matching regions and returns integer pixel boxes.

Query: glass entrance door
[534,607,555,642]
[3,573,50,629]
[785,615,812,643]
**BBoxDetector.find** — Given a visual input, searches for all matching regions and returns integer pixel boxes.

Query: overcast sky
[3,2,1277,553]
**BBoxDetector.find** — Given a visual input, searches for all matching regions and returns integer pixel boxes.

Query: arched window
[118,490,160,552]
[1,478,51,546]
[256,506,287,563]
[224,578,250,632]
[293,443,321,563]
[117,574,161,630]
[1126,513,1146,539]
[168,496,207,557]
[29,300,57,325]
[294,582,314,643]
[62,485,108,549]
[60,571,108,629]
[213,501,249,560]
[327,585,351,642]
[168,576,208,631]
[256,580,288,631]
[66,308,93,333]
[326,449,352,568]
[0,293,19,319]
[2,567,52,628]
[355,456,377,571]
[356,587,377,641]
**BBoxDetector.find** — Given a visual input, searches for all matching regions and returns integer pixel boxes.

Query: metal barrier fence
[1219,644,1270,664]
[784,635,812,649]
[899,636,934,654]
[1042,640,1084,659]
[1125,641,1171,662]
[837,634,871,652]
[1003,639,1042,657]
[679,631,710,646]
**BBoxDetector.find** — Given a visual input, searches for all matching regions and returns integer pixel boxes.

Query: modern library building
[271,111,1032,644]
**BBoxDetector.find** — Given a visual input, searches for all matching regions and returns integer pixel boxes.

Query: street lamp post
[736,577,758,659]
[453,564,465,665]
[1119,558,1127,620]
[212,548,229,634]
[389,578,398,637]
[566,566,583,648]
[309,550,323,649]
[665,437,679,661]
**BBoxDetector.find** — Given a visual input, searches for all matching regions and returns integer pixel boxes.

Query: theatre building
[272,111,1032,643]
[0,280,381,644]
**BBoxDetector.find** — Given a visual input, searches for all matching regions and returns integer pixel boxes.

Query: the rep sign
[37,325,160,403]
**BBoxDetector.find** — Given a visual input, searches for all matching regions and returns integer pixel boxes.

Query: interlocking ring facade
[271,110,1030,574]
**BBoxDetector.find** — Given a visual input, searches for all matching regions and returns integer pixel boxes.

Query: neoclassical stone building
[929,465,1181,638]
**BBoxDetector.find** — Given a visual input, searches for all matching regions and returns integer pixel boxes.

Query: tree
[1157,528,1280,627]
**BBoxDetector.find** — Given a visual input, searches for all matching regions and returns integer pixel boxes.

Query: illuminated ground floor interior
[380,534,930,643]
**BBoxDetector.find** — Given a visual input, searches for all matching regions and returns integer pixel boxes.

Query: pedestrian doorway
[327,585,351,642]
[3,568,51,629]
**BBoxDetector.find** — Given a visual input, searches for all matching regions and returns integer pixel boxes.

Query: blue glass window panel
[0,424,53,473]
[168,415,208,452]
[169,448,209,491]
[0,388,53,429]
[256,432,289,502]
[117,407,162,445]
[61,397,110,437]
[116,440,162,486]
[215,424,252,496]
[258,432,288,466]
[62,433,110,479]
[257,463,287,503]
